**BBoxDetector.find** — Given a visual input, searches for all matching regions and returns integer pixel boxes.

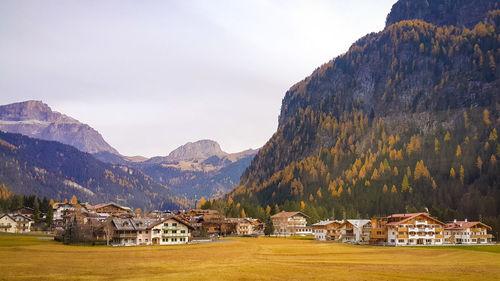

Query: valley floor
[1,233,499,280]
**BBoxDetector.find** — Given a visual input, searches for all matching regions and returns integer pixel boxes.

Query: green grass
[1,233,500,280]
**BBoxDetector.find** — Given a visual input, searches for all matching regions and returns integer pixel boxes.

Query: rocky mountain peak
[0,100,118,155]
[0,100,76,123]
[167,139,227,161]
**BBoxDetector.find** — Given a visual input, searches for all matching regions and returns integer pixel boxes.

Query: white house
[0,214,17,233]
[339,219,371,243]
[10,214,33,233]
[384,213,445,246]
[444,220,493,244]
[271,211,312,236]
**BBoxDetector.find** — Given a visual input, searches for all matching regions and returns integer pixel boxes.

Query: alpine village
[1,0,500,280]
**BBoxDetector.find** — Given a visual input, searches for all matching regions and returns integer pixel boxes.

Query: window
[181,230,185,233]
[139,239,142,242]
[172,238,177,242]
[172,223,177,227]
[398,239,404,243]
[172,230,177,234]
[146,230,148,234]
[164,223,168,227]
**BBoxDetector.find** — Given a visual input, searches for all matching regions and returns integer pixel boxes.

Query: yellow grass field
[1,234,500,281]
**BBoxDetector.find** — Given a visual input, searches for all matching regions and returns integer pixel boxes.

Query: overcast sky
[0,0,396,157]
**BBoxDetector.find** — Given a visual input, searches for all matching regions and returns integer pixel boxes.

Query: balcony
[117,233,137,238]
[162,233,190,237]
[163,225,184,230]
[397,227,408,232]
[0,224,12,229]
[397,234,408,239]
[435,234,444,239]
[470,234,492,239]
[470,228,483,232]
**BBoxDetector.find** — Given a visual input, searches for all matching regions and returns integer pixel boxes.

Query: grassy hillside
[0,233,499,280]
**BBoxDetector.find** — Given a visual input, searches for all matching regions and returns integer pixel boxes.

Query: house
[12,207,35,218]
[151,216,193,245]
[111,216,193,246]
[0,214,17,233]
[339,220,371,243]
[312,220,343,241]
[10,214,33,233]
[227,218,264,236]
[93,203,132,215]
[444,220,493,244]
[271,211,312,236]
[112,218,138,246]
[371,212,445,246]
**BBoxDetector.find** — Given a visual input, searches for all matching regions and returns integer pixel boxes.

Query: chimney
[453,219,457,223]
[465,218,467,222]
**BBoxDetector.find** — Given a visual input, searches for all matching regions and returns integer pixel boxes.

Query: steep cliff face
[385,0,500,29]
[0,100,119,155]
[224,1,500,228]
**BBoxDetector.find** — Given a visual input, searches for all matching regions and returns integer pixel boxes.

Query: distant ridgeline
[0,131,187,210]
[205,0,500,234]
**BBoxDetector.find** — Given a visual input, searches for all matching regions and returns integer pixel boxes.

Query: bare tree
[103,219,115,246]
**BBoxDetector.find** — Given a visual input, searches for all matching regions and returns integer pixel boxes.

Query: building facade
[271,211,312,236]
[371,213,445,246]
[444,220,493,244]
[312,220,342,241]
[339,220,371,243]
[0,214,17,233]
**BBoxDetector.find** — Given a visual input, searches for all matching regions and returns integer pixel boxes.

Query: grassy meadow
[1,233,500,281]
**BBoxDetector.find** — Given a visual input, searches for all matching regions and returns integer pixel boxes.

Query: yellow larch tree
[460,165,465,184]
[483,109,491,126]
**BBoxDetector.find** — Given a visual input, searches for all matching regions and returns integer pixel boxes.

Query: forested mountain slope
[0,131,185,210]
[208,1,500,233]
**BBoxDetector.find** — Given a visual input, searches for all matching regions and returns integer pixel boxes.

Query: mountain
[386,0,500,29]
[0,100,119,155]
[135,141,258,200]
[0,131,184,210]
[218,0,500,232]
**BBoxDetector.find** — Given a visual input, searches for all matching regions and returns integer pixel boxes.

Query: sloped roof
[445,221,492,231]
[386,212,444,226]
[0,214,16,222]
[345,219,371,228]
[313,220,342,227]
[271,211,309,219]
[150,216,194,230]
[94,202,132,212]
[9,213,33,222]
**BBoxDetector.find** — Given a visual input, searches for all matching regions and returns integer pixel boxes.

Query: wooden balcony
[397,227,408,232]
[470,228,483,232]
[471,234,492,239]
[435,234,444,239]
[397,234,408,239]
[117,233,137,238]
[434,228,443,232]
